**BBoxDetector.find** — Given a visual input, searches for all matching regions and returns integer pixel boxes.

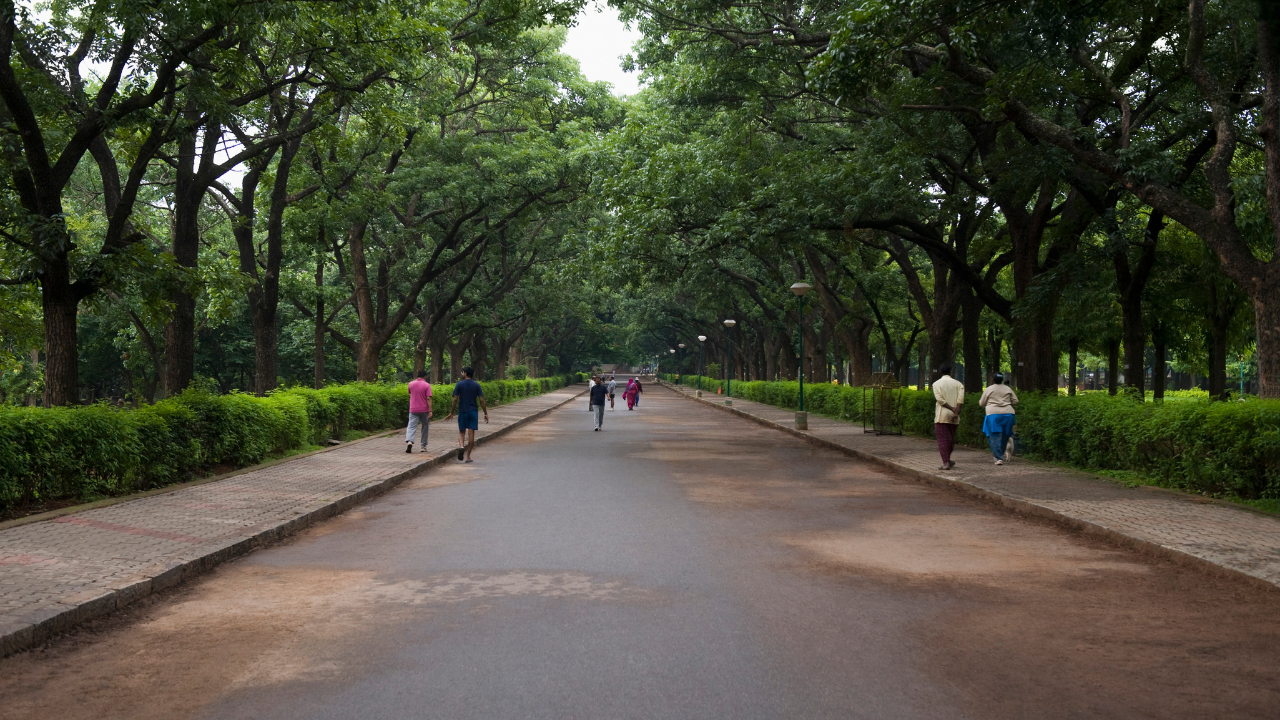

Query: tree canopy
[0,0,1274,404]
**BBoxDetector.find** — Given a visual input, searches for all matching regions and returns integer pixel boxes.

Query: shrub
[0,375,570,511]
[507,365,529,380]
[657,376,1280,500]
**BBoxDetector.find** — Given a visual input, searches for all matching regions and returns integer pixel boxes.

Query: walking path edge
[0,385,586,658]
[658,381,1280,593]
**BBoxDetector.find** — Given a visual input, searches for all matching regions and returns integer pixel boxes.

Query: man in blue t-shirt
[445,366,489,462]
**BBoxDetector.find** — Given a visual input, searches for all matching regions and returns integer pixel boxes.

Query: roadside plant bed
[661,375,1280,501]
[0,375,575,511]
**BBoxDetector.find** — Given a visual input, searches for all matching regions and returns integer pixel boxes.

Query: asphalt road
[3,386,1278,719]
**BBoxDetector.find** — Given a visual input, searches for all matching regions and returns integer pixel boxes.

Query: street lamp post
[723,319,736,405]
[696,335,706,397]
[790,282,812,430]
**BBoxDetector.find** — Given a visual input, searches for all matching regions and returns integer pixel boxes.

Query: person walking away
[405,370,432,453]
[607,376,618,410]
[587,375,597,411]
[932,362,965,470]
[633,377,643,406]
[978,372,1018,465]
[624,378,637,410]
[445,366,488,462]
[590,378,609,431]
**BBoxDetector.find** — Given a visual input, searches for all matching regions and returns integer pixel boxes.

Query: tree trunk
[164,119,218,396]
[471,333,489,380]
[1153,341,1167,401]
[41,257,79,406]
[355,343,380,383]
[778,338,798,380]
[917,343,928,390]
[252,306,278,395]
[986,329,1002,385]
[314,258,325,389]
[763,330,780,382]
[430,341,447,383]
[961,292,984,392]
[1255,288,1280,398]
[1115,218,1159,396]
[1068,339,1079,396]
[846,321,874,386]
[1107,340,1120,396]
[1208,323,1228,399]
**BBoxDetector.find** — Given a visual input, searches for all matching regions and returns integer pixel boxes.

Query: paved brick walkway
[0,386,584,656]
[663,383,1280,589]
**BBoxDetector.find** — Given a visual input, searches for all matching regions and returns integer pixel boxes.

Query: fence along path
[661,382,1280,590]
[0,385,585,657]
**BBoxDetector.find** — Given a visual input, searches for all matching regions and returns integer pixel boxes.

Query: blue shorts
[457,410,479,431]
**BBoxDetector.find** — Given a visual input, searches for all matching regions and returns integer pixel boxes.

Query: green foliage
[661,377,1280,499]
[507,365,530,380]
[0,376,568,510]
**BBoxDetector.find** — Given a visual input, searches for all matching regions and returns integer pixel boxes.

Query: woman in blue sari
[978,373,1018,465]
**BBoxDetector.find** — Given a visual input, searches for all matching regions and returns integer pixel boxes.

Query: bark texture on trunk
[1068,339,1078,396]
[41,257,78,406]
[1152,341,1167,400]
[1208,323,1228,399]
[1255,290,1280,398]
[314,258,325,389]
[961,291,984,393]
[1107,340,1119,396]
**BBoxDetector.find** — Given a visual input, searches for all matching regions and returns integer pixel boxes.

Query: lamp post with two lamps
[790,281,812,429]
[723,319,736,405]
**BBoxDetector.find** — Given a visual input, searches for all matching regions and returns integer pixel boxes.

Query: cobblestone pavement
[664,383,1280,588]
[0,386,584,656]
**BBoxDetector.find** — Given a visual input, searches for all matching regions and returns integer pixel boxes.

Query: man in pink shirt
[406,370,432,453]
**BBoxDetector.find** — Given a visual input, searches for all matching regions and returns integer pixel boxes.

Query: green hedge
[0,375,574,511]
[661,375,1280,500]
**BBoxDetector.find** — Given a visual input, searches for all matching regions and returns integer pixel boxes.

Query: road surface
[2,386,1277,719]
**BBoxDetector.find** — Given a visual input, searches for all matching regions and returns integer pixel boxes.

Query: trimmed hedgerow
[661,374,1280,500]
[0,375,575,511]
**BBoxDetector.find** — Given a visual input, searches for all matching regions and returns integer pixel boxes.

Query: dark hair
[461,366,473,378]
[993,372,1005,384]
[416,369,427,379]
[937,362,953,377]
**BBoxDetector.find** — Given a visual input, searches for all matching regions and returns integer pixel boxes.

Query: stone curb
[0,386,587,658]
[657,382,1279,593]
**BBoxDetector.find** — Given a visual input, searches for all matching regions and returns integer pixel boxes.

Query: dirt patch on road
[786,513,1146,581]
[656,390,1280,719]
[0,561,645,720]
[919,568,1280,719]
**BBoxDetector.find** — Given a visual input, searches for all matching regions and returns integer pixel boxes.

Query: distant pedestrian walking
[405,370,432,453]
[589,378,609,430]
[633,378,643,407]
[445,366,488,463]
[932,362,964,470]
[979,372,1018,465]
[607,376,618,410]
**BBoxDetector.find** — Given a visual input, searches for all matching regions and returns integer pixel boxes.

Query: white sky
[562,2,644,96]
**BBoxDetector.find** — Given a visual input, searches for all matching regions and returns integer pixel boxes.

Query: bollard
[795,411,808,430]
